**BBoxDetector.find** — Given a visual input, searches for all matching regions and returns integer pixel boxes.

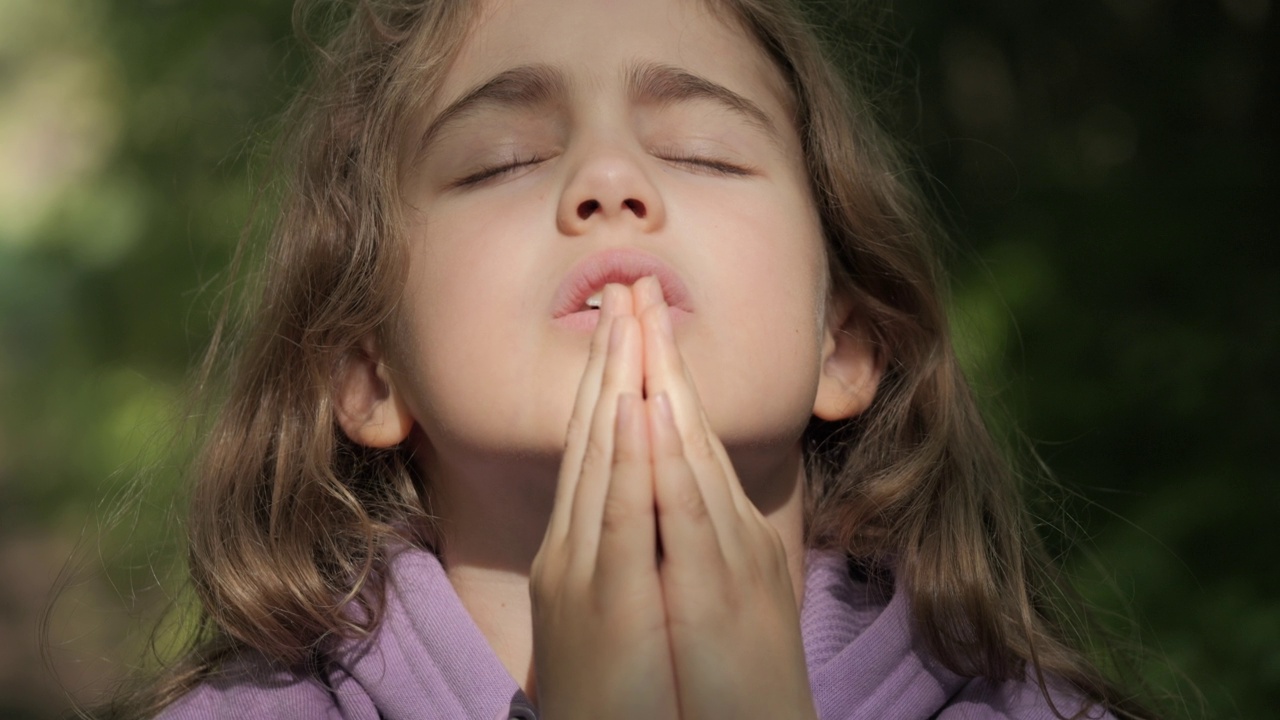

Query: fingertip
[653,391,674,425]
[637,299,672,342]
[633,276,665,312]
[629,279,648,314]
[604,282,633,317]
[641,302,679,393]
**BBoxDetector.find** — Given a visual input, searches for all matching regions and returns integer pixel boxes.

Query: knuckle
[599,493,635,536]
[533,548,589,603]
[659,473,708,523]
[529,555,555,597]
[564,414,588,447]
[675,417,714,460]
[747,515,780,550]
[690,432,719,464]
[611,435,640,466]
[765,528,788,568]
[749,526,790,580]
[580,433,610,471]
[679,490,709,522]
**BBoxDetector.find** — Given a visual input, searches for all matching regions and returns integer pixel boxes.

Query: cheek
[391,211,545,444]
[390,194,590,457]
[408,190,552,335]
[681,194,828,445]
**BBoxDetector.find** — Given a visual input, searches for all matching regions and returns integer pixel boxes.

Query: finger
[649,391,726,581]
[594,392,658,595]
[548,284,633,544]
[567,310,644,558]
[699,403,758,520]
[631,275,664,316]
[639,298,739,536]
[635,277,748,513]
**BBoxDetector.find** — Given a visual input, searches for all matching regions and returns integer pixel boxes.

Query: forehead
[429,0,793,123]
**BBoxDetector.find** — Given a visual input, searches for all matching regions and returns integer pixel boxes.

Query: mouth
[551,248,693,328]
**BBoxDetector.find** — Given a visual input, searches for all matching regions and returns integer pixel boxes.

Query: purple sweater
[160,548,1110,719]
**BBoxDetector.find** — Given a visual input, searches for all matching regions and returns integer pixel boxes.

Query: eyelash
[658,152,752,177]
[454,154,545,187]
[453,150,752,188]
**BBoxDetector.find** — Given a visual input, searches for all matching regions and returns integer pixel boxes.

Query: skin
[531,278,822,719]
[335,0,883,713]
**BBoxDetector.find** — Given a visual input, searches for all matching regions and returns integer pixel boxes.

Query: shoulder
[802,551,1118,720]
[154,653,377,720]
[938,674,1116,720]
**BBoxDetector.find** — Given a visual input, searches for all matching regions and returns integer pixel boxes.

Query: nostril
[577,199,600,220]
[623,198,646,218]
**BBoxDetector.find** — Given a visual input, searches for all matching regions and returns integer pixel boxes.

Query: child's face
[391,0,832,470]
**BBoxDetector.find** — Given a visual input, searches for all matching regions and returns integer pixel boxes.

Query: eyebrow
[416,61,779,159]
[625,61,777,137]
[417,64,567,159]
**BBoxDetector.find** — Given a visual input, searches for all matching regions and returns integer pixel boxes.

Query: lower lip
[552,307,691,333]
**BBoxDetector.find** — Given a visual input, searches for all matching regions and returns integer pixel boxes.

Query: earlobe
[812,296,884,421]
[335,336,415,448]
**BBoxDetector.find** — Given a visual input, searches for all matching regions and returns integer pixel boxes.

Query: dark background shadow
[0,0,1273,717]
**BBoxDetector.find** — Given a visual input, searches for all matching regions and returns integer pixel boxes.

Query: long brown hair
[96,0,1153,717]
[716,3,1153,717]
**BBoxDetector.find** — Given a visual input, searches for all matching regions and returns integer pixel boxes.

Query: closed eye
[658,152,753,177]
[453,155,546,187]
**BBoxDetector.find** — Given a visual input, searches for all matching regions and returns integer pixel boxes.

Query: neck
[424,443,810,696]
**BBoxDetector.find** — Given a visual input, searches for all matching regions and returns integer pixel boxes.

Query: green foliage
[1,0,1273,717]
[895,1,1278,716]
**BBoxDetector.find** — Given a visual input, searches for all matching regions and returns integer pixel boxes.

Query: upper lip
[551,248,693,318]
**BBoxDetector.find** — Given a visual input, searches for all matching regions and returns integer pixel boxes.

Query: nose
[556,145,666,236]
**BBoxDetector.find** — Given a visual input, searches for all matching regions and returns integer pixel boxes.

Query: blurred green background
[0,0,1275,717]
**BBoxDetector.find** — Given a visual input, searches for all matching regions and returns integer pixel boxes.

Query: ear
[335,335,415,448]
[812,295,884,421]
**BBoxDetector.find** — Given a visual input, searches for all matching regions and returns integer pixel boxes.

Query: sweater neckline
[333,545,964,719]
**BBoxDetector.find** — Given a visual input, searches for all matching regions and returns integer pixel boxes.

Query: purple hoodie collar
[801,551,968,718]
[333,547,967,720]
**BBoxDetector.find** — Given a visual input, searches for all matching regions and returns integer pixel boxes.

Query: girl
[101,0,1151,717]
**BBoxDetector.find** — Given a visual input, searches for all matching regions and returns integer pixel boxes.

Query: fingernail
[617,392,635,431]
[653,392,674,426]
